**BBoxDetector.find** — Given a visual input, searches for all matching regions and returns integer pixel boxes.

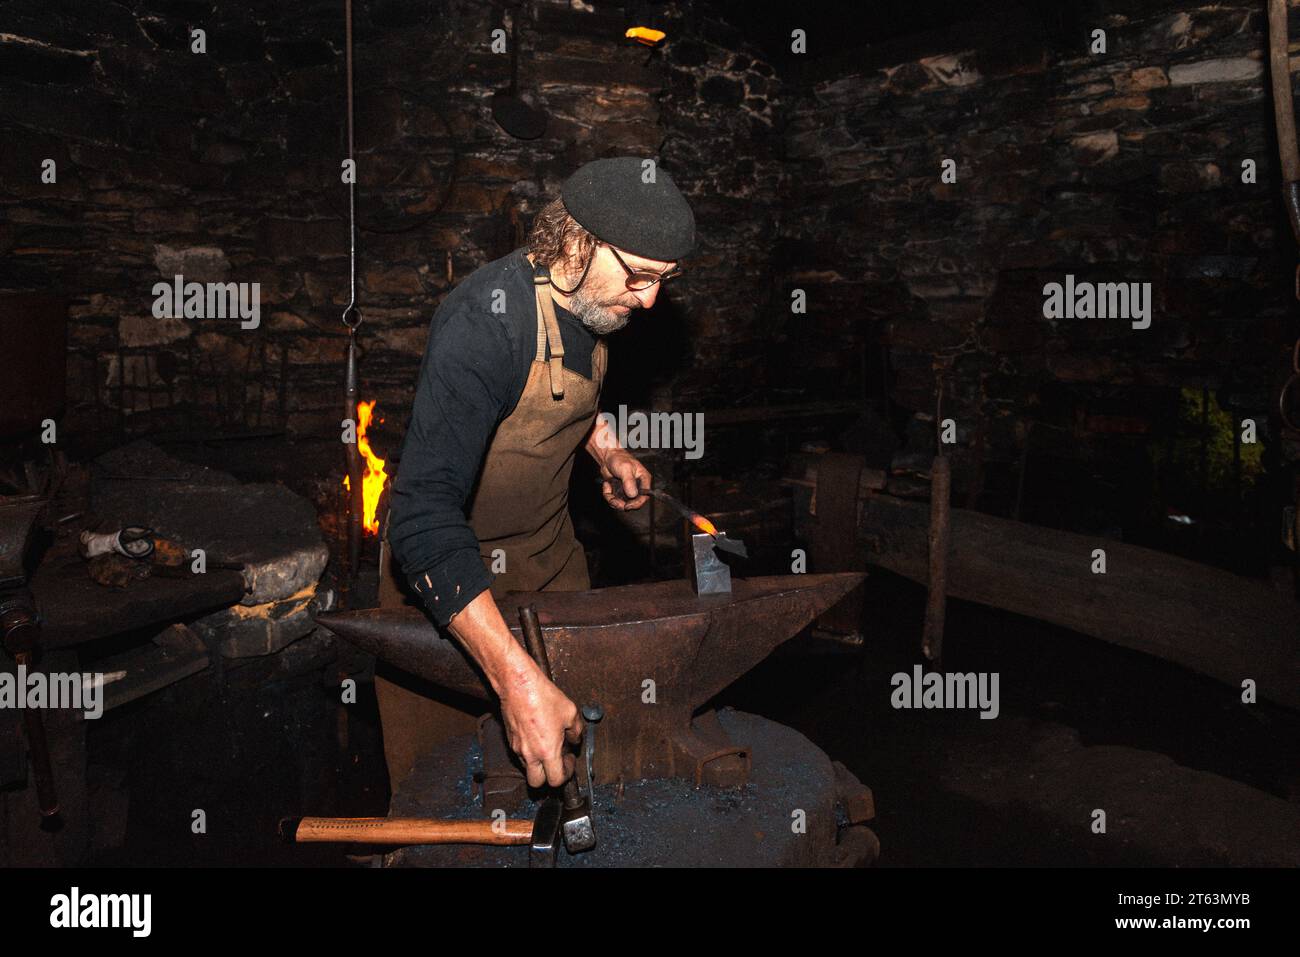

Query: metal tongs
[602,480,748,558]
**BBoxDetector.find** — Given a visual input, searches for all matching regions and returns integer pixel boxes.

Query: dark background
[1,0,1297,868]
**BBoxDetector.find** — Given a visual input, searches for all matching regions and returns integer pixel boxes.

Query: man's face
[567,244,677,335]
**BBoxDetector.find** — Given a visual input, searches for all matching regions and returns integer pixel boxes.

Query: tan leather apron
[375,255,607,796]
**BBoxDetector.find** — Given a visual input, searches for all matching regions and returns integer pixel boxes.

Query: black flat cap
[561,156,695,262]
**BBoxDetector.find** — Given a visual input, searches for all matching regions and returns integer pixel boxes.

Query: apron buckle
[548,357,565,399]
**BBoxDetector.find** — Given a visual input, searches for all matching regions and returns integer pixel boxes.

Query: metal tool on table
[78,525,155,560]
[517,605,597,858]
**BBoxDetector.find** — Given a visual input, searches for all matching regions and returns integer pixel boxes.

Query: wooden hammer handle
[283,816,533,846]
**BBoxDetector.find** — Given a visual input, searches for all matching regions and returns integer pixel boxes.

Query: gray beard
[567,287,630,335]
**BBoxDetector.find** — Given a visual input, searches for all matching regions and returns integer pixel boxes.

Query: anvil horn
[318,573,864,784]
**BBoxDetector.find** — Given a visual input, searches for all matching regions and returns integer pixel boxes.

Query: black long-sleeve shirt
[387,247,598,626]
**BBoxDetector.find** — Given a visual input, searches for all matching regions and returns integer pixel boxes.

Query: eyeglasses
[604,244,683,291]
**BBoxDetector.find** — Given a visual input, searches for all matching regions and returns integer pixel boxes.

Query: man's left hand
[598,450,651,511]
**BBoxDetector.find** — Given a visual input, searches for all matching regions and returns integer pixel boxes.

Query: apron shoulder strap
[532,266,566,399]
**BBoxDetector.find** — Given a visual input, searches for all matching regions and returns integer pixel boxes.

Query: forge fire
[1,0,1298,932]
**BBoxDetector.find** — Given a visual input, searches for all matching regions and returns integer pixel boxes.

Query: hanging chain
[341,0,362,331]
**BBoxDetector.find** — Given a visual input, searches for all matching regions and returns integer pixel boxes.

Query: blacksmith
[383,156,695,796]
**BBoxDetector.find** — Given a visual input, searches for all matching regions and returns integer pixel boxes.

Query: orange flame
[690,514,718,536]
[625,26,666,46]
[342,399,388,535]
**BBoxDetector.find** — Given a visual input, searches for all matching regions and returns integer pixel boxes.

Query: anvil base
[385,708,878,868]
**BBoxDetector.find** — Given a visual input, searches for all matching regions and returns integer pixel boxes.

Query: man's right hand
[445,589,584,789]
[498,665,584,788]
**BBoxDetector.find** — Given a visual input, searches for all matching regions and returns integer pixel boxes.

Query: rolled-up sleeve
[388,305,517,626]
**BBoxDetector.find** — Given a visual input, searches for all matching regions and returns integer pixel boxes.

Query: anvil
[318,573,863,787]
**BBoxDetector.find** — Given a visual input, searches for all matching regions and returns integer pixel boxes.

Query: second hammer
[517,605,596,854]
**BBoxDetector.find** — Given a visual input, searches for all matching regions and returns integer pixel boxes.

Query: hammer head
[529,796,562,867]
[560,795,596,853]
[561,702,602,853]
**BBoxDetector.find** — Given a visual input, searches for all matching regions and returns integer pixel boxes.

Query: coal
[387,709,862,868]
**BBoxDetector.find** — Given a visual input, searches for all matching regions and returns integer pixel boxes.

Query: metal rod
[922,456,951,664]
[517,605,552,676]
[346,338,363,583]
[342,0,364,588]
[344,0,358,322]
[14,651,58,818]
[1268,0,1300,240]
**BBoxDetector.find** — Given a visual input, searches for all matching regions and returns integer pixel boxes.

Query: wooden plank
[860,494,1300,711]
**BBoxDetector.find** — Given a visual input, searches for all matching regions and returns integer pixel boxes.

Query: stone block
[1168,57,1262,87]
[152,245,230,283]
[1072,130,1119,164]
[1114,66,1169,93]
[119,315,191,348]
[259,219,346,261]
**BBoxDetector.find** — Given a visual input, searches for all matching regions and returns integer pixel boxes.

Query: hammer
[282,815,534,846]
[517,605,596,855]
[281,801,566,868]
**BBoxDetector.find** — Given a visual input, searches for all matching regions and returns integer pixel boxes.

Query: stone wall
[781,1,1298,535]
[0,0,782,460]
[2,0,1295,547]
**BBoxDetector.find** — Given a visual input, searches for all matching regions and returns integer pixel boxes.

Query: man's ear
[570,238,599,277]
[570,240,586,272]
